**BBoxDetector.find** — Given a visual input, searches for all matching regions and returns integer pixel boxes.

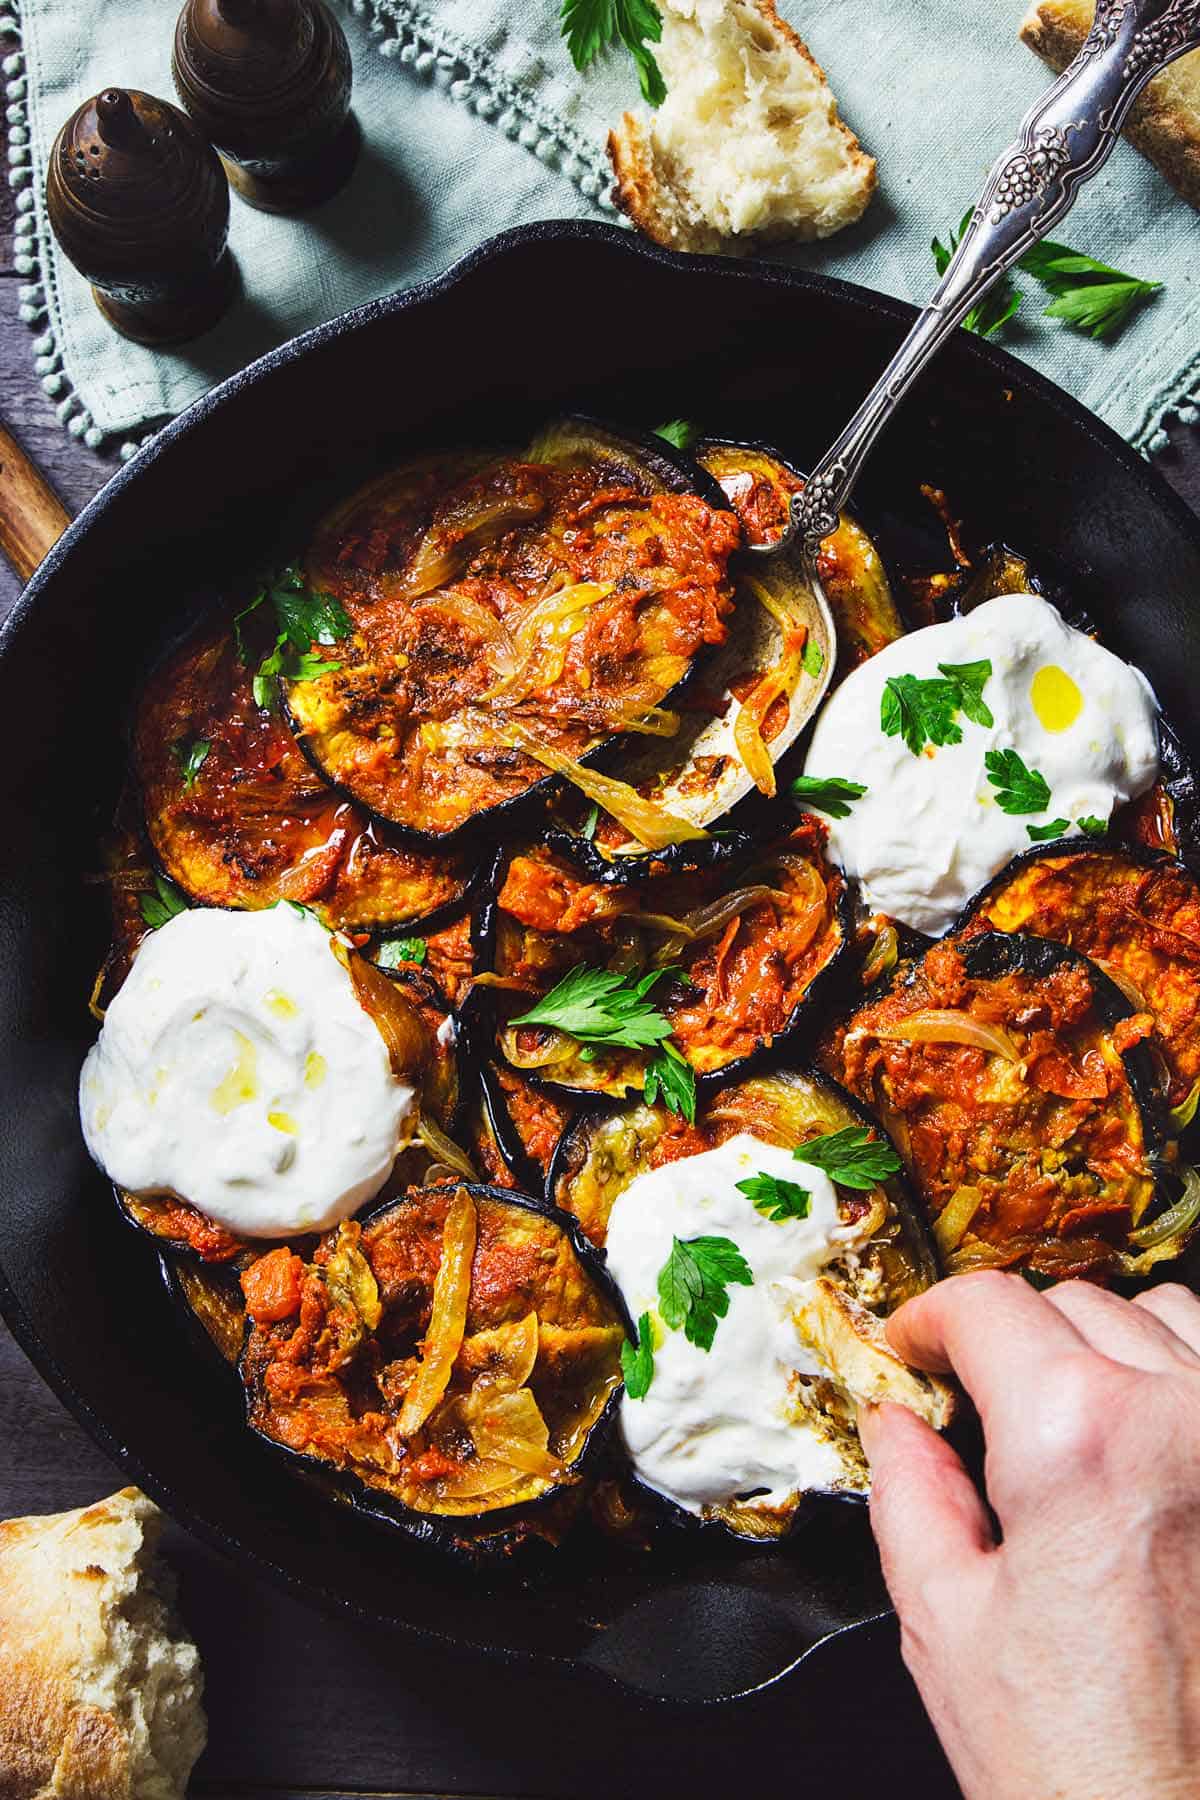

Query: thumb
[859,1401,994,1618]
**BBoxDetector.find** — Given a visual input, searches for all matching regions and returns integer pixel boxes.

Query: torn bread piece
[786,1277,955,1488]
[0,1487,206,1800]
[1021,1,1200,211]
[608,0,876,254]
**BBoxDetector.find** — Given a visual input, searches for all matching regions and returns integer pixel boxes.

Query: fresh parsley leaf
[881,673,963,757]
[801,636,825,678]
[793,1125,901,1191]
[985,747,1052,816]
[736,1172,812,1222]
[643,1041,696,1122]
[657,1235,753,1352]
[246,567,352,707]
[510,962,678,1050]
[1019,240,1161,340]
[790,774,867,819]
[139,874,188,930]
[252,640,285,710]
[580,803,600,841]
[376,935,427,969]
[933,210,1021,337]
[1077,814,1108,838]
[1027,817,1071,842]
[654,418,698,451]
[232,587,266,662]
[937,658,994,728]
[267,565,352,651]
[561,0,666,105]
[172,737,211,792]
[620,1311,655,1399]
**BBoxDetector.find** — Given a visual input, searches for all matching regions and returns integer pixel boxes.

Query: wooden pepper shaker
[172,0,359,214]
[46,88,235,347]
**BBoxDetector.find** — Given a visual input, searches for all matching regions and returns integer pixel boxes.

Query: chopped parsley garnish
[937,659,994,728]
[653,417,698,451]
[657,1235,753,1352]
[880,660,993,756]
[985,747,1052,816]
[1019,240,1162,340]
[1077,814,1108,838]
[790,774,867,819]
[620,1311,656,1399]
[802,637,825,678]
[1027,817,1071,842]
[736,1172,812,1222]
[510,962,679,1050]
[561,0,666,105]
[172,737,210,792]
[933,212,1021,338]
[643,1041,696,1123]
[932,217,1161,342]
[139,874,188,930]
[376,935,428,969]
[793,1125,901,1191]
[237,566,352,710]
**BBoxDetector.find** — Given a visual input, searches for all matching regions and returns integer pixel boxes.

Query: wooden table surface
[5,178,1200,1800]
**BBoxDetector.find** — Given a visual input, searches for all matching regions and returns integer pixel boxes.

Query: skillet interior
[2,220,1200,1707]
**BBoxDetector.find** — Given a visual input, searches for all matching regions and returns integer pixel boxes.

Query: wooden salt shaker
[46,88,235,347]
[172,0,359,214]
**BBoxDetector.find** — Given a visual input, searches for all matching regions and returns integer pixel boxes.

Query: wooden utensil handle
[0,426,73,584]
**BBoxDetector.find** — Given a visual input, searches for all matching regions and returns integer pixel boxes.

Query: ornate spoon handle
[786,0,1200,557]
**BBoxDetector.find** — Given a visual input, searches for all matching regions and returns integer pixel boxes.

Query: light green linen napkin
[3,0,1198,458]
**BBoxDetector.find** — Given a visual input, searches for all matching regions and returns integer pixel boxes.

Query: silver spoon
[759,0,1200,569]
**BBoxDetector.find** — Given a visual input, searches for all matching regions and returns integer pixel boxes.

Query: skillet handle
[789,0,1200,555]
[0,425,73,585]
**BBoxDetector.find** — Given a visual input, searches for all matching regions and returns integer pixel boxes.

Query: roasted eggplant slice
[958,843,1200,1116]
[696,438,904,669]
[548,1068,944,1536]
[821,931,1167,1280]
[239,1186,626,1538]
[135,617,470,930]
[488,818,848,1100]
[549,1065,935,1281]
[282,421,741,844]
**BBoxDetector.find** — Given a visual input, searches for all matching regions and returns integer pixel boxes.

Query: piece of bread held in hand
[1021,0,1200,210]
[608,0,875,254]
[0,1487,205,1800]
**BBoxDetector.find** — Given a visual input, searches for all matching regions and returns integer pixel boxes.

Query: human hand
[859,1272,1200,1800]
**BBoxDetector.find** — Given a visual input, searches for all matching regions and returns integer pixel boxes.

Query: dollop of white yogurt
[802,591,1159,935]
[604,1133,860,1516]
[79,905,414,1237]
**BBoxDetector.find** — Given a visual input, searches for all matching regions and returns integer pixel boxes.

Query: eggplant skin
[238,1184,627,1549]
[281,420,742,847]
[956,841,1200,1113]
[821,930,1163,1281]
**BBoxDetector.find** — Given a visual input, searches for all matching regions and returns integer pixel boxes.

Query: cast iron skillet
[2,220,1199,1708]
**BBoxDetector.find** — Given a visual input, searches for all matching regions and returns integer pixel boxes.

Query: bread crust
[0,1489,204,1800]
[1020,0,1200,211]
[608,0,876,253]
